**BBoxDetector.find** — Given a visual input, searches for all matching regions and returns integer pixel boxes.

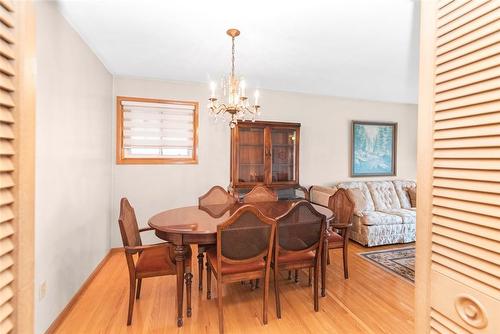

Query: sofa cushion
[309,185,337,207]
[350,218,415,247]
[360,211,403,226]
[392,180,416,209]
[337,181,375,212]
[381,209,416,224]
[366,181,401,211]
[346,188,373,216]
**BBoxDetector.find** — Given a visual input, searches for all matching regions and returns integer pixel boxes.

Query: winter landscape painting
[351,121,397,176]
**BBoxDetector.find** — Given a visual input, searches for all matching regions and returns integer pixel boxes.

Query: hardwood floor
[53,242,414,333]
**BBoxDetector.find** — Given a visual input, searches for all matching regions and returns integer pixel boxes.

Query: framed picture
[351,121,397,177]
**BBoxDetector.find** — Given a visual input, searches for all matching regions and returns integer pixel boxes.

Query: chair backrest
[118,198,142,248]
[217,205,275,265]
[276,200,325,254]
[330,188,354,226]
[199,185,236,206]
[242,185,278,204]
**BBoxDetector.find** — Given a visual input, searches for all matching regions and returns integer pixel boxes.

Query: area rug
[359,247,415,283]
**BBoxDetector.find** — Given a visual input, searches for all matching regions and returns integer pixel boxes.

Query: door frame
[14,1,36,333]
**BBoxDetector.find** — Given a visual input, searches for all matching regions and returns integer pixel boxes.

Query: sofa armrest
[309,185,337,207]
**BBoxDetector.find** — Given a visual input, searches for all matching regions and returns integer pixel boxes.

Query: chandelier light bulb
[240,80,246,96]
[210,81,216,98]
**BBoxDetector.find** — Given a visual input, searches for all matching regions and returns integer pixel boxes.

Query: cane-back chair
[241,185,278,203]
[273,200,326,317]
[206,205,276,333]
[197,186,237,290]
[118,198,192,325]
[322,188,354,295]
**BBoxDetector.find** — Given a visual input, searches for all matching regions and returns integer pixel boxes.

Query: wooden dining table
[148,200,334,327]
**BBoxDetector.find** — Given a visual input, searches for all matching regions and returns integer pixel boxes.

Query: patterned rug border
[358,247,415,284]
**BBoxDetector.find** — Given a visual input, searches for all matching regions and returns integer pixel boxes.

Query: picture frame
[351,121,397,177]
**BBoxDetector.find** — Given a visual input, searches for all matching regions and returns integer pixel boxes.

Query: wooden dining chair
[197,186,237,291]
[205,205,276,334]
[242,185,278,203]
[240,185,278,289]
[322,188,354,295]
[273,200,325,318]
[118,198,192,325]
[273,184,311,283]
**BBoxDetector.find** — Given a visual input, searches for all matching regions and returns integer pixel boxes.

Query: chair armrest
[124,242,169,254]
[139,226,154,233]
[328,223,352,239]
[330,223,352,230]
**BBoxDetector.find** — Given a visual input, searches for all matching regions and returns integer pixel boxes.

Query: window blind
[117,98,198,163]
[0,1,15,333]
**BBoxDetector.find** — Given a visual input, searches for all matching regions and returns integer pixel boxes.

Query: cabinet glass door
[237,127,266,183]
[271,128,297,183]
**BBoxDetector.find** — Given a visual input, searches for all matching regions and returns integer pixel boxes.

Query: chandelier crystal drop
[208,29,261,128]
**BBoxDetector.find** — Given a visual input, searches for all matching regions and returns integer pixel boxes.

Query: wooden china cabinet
[229,121,301,195]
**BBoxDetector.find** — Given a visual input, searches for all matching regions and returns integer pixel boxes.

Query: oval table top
[148,200,334,238]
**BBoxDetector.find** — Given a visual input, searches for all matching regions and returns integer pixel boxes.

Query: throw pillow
[346,188,372,215]
[407,187,417,208]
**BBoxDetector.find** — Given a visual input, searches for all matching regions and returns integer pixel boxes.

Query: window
[116,96,198,164]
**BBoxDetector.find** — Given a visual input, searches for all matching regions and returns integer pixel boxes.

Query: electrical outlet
[39,281,47,301]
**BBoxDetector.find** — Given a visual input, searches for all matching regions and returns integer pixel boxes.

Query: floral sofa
[310,180,416,247]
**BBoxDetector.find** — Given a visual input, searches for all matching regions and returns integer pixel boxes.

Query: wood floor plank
[52,242,415,333]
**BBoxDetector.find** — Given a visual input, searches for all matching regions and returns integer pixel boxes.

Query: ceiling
[56,0,420,104]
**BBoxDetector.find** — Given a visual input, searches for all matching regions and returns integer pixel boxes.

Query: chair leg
[185,272,193,317]
[250,280,255,291]
[206,261,212,300]
[343,236,350,279]
[255,279,260,289]
[198,251,204,291]
[294,269,299,283]
[135,278,142,299]
[217,280,224,334]
[263,273,269,325]
[327,250,330,265]
[127,276,136,325]
[274,267,281,319]
[287,270,292,280]
[314,265,319,312]
[308,268,312,287]
[322,243,327,297]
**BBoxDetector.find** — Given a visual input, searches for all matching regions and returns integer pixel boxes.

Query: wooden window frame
[116,96,199,165]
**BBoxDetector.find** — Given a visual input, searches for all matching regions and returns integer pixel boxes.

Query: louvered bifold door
[0,1,15,333]
[419,0,500,333]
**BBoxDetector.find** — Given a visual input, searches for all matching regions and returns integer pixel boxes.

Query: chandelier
[208,29,261,128]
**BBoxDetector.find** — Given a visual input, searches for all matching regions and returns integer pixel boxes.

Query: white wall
[111,76,417,246]
[35,2,112,333]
